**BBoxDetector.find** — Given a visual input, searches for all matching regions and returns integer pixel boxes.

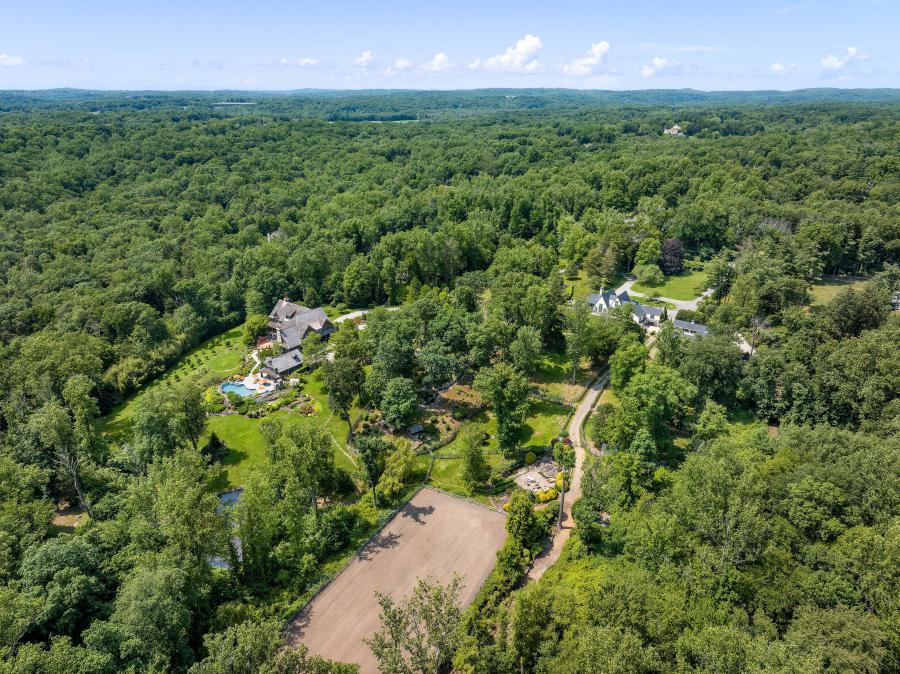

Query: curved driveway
[526,372,608,582]
[615,279,712,314]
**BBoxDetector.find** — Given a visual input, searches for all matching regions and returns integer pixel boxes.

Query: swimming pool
[220,381,257,398]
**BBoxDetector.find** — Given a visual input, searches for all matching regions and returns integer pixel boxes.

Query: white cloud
[394,57,412,70]
[274,57,319,67]
[770,61,798,75]
[469,34,543,73]
[821,46,867,70]
[562,41,610,76]
[637,43,721,54]
[353,50,374,68]
[423,52,452,73]
[0,53,26,67]
[641,56,678,77]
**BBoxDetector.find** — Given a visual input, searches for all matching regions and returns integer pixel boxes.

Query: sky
[1,0,898,91]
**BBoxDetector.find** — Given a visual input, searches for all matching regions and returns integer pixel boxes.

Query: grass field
[564,269,624,301]
[532,350,597,405]
[102,325,358,489]
[808,277,870,306]
[103,327,245,440]
[637,297,678,311]
[208,376,360,487]
[420,397,569,500]
[286,487,507,672]
[632,269,708,300]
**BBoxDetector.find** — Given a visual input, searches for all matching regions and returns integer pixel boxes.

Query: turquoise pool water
[220,381,257,397]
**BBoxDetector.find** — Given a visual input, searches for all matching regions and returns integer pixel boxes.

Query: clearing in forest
[285,487,507,673]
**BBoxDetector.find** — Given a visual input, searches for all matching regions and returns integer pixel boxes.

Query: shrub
[525,451,537,465]
[555,471,569,491]
[535,488,558,503]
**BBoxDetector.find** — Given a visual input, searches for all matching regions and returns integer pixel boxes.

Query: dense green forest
[0,90,897,673]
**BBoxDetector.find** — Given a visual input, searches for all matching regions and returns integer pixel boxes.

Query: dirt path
[526,372,608,582]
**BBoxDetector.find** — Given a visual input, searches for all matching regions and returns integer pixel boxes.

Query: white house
[585,289,666,327]
[585,288,632,315]
[631,303,666,327]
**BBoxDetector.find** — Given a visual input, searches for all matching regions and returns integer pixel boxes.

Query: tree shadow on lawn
[532,350,570,385]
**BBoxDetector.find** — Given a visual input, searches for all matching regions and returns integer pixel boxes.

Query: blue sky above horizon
[1,0,897,91]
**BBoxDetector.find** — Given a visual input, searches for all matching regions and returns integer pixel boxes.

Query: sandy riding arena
[286,487,507,672]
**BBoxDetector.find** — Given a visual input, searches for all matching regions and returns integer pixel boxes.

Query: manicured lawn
[420,398,568,501]
[564,270,593,301]
[632,270,708,300]
[531,349,596,405]
[564,269,625,301]
[521,399,570,450]
[102,324,360,490]
[103,327,246,442]
[808,277,869,306]
[208,376,360,487]
[637,297,677,311]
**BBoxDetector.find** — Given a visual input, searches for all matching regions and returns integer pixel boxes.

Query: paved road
[526,372,608,582]
[615,279,712,313]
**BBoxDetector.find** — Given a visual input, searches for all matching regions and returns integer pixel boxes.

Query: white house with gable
[585,288,632,315]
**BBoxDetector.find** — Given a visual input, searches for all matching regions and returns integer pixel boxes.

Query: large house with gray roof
[631,303,666,327]
[268,299,335,351]
[585,288,666,327]
[261,298,335,380]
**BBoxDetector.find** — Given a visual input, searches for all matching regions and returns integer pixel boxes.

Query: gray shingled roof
[265,348,304,375]
[271,303,334,350]
[269,299,309,323]
[586,289,631,309]
[673,319,709,335]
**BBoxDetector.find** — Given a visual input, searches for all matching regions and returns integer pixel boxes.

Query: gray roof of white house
[265,348,304,374]
[673,319,709,335]
[586,289,631,308]
[641,305,664,316]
